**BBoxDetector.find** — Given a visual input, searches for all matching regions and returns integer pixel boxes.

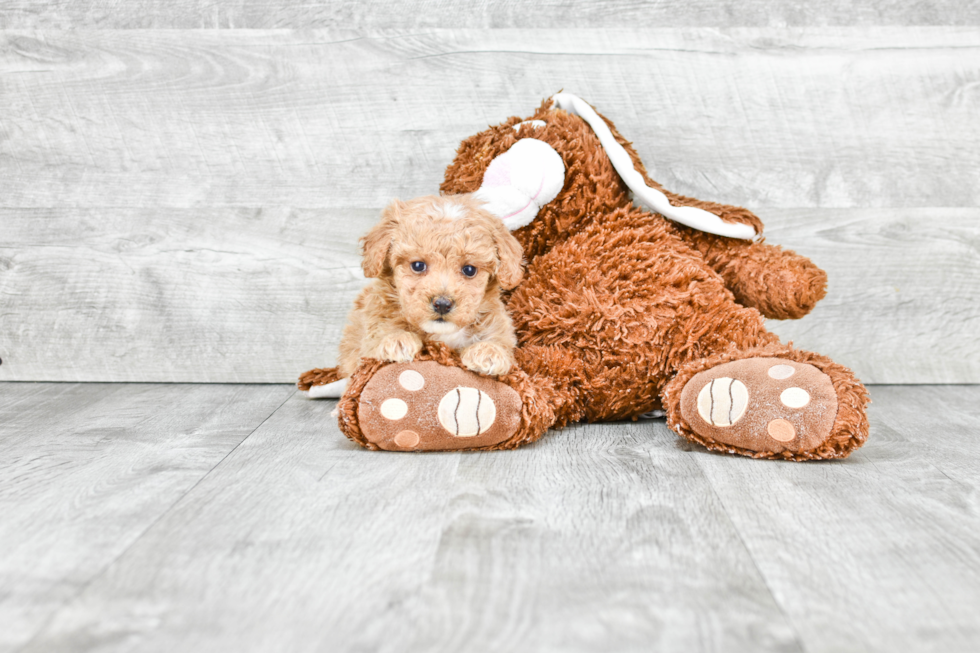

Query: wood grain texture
[0,382,293,653]
[18,390,470,653]
[0,207,372,383]
[1,28,977,383]
[1,207,976,383]
[764,208,980,384]
[379,422,802,652]
[1,29,978,210]
[2,0,979,29]
[18,391,803,652]
[5,383,980,652]
[693,384,980,652]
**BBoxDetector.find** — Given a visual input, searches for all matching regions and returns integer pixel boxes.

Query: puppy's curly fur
[337,194,523,378]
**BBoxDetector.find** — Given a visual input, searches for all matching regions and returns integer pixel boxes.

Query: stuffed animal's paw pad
[356,361,522,451]
[437,387,496,437]
[680,358,838,454]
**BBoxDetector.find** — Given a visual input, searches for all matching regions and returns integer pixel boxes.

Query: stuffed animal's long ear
[489,217,525,290]
[474,138,566,231]
[360,200,403,278]
[551,92,756,240]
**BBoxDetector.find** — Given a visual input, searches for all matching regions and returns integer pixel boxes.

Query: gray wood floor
[2,383,978,652]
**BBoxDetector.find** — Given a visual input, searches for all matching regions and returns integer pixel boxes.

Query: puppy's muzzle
[432,296,454,315]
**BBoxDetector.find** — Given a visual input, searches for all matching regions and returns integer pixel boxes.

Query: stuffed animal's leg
[662,344,869,460]
[332,343,563,451]
[297,367,348,398]
[655,275,869,460]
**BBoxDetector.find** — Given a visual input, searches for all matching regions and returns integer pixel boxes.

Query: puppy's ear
[490,218,525,290]
[361,200,403,278]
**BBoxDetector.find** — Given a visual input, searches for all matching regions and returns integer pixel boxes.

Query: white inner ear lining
[472,138,566,232]
[550,92,756,240]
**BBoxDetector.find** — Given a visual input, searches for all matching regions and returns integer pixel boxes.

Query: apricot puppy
[337,194,523,379]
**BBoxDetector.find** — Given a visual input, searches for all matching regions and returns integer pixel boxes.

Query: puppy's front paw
[375,331,423,363]
[461,342,514,376]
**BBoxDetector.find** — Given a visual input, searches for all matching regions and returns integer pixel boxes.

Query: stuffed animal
[299,93,869,460]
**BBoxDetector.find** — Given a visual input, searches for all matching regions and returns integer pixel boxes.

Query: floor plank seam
[12,386,298,653]
[0,383,95,427]
[688,453,809,653]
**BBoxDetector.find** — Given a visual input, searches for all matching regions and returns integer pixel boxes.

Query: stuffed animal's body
[300,94,869,460]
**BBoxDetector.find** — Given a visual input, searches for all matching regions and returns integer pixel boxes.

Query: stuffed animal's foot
[350,360,524,451]
[679,357,837,454]
[667,352,869,460]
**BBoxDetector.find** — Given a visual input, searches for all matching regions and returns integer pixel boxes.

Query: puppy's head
[361,194,523,335]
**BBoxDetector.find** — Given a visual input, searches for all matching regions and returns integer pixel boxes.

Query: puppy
[336,194,524,380]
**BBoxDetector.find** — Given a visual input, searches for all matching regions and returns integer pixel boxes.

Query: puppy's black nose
[432,297,454,315]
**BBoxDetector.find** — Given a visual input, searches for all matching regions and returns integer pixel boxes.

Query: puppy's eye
[461,265,477,278]
[410,261,427,273]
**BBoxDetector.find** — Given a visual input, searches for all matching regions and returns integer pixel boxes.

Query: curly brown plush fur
[298,366,342,391]
[303,94,869,460]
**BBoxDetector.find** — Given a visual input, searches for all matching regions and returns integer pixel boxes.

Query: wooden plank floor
[2,384,979,652]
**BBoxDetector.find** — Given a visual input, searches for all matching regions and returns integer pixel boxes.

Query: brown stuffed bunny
[300,93,869,461]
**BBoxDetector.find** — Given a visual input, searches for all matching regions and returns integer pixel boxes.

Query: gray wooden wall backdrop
[1,3,978,384]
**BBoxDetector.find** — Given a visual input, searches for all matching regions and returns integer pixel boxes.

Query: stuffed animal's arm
[628,166,827,320]
[676,226,828,320]
[612,132,826,320]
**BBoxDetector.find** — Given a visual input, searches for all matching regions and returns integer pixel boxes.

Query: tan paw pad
[767,419,796,442]
[679,358,838,454]
[768,364,795,380]
[394,430,420,448]
[356,361,522,451]
[399,370,425,391]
